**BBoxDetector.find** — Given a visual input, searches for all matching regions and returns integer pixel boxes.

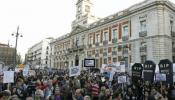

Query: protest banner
[118,76,127,84]
[69,66,81,77]
[132,63,143,86]
[143,60,156,83]
[159,59,173,85]
[3,71,14,83]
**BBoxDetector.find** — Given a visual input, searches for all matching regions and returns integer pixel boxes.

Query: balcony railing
[112,38,117,43]
[95,42,99,47]
[139,31,147,37]
[122,36,129,41]
[103,52,107,56]
[103,40,108,45]
[112,51,117,55]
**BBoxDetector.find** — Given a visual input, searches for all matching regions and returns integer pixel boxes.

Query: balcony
[95,42,99,47]
[112,51,117,55]
[140,46,147,55]
[103,40,108,45]
[122,36,129,41]
[103,52,107,56]
[88,44,92,48]
[123,50,128,57]
[139,31,147,37]
[95,53,99,57]
[171,31,175,37]
[112,38,117,43]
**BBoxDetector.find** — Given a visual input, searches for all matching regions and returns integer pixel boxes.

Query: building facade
[0,43,15,66]
[26,37,53,68]
[51,0,175,69]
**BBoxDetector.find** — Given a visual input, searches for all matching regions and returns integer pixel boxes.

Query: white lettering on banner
[159,64,169,69]
[3,71,14,83]
[144,65,152,69]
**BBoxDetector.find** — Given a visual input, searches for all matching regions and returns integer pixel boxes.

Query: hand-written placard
[3,71,14,83]
[69,66,81,77]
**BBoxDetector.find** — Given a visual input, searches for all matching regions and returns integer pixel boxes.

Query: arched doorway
[75,55,79,66]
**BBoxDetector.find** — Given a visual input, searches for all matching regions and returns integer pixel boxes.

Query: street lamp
[11,26,23,70]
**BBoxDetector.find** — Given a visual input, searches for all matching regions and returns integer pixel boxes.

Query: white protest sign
[3,71,14,83]
[23,65,30,76]
[118,76,127,84]
[29,70,36,76]
[69,66,81,77]
[173,64,175,82]
[155,73,166,81]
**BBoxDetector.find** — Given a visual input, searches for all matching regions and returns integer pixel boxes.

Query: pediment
[71,25,87,35]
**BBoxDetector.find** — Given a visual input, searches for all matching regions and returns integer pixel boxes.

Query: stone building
[26,37,53,68]
[51,0,175,69]
[0,43,15,66]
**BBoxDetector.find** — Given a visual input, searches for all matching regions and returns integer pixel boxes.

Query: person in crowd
[75,89,84,100]
[84,95,91,100]
[91,80,99,100]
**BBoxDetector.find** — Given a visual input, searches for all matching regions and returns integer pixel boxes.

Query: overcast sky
[0,0,174,60]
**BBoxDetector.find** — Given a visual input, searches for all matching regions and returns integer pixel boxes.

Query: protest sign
[132,63,143,86]
[69,66,81,77]
[143,60,156,83]
[23,64,30,76]
[155,73,166,82]
[3,71,14,83]
[84,59,95,67]
[118,76,127,84]
[159,59,173,85]
[29,70,36,76]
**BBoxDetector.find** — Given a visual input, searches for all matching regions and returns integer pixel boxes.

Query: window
[103,31,109,41]
[113,58,117,62]
[141,55,147,64]
[85,5,90,12]
[96,34,100,43]
[104,58,107,64]
[83,20,87,24]
[123,26,129,36]
[112,29,118,39]
[76,37,79,47]
[89,36,93,44]
[45,61,47,64]
[113,47,117,51]
[78,6,81,12]
[140,20,147,32]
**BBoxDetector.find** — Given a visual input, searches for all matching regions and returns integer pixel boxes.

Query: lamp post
[11,26,23,70]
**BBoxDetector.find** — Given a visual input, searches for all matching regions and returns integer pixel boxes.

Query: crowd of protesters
[0,68,175,100]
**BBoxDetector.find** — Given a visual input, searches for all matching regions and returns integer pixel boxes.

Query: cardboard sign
[159,59,173,85]
[118,76,127,84]
[3,71,14,83]
[69,66,81,77]
[143,60,156,83]
[155,73,166,81]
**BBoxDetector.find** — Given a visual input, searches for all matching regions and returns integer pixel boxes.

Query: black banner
[84,59,95,67]
[132,63,143,86]
[158,59,173,85]
[143,60,156,83]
